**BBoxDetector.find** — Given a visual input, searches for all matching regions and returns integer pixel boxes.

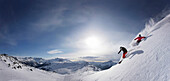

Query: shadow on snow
[128,50,144,59]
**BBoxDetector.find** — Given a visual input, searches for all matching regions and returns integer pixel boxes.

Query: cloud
[80,56,99,59]
[47,49,63,54]
[79,56,100,61]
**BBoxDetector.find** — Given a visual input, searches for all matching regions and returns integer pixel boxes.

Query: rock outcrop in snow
[0,54,64,81]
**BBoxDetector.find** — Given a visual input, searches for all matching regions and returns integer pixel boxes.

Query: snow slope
[0,54,64,81]
[82,14,170,81]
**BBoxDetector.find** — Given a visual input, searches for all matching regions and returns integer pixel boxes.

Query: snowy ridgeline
[0,54,64,81]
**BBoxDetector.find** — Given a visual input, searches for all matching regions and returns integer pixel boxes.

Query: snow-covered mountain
[17,57,46,67]
[17,57,116,74]
[0,54,64,81]
[81,14,170,81]
[89,60,117,70]
[18,57,72,68]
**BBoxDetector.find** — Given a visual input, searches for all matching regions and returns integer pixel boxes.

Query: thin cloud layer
[47,49,63,54]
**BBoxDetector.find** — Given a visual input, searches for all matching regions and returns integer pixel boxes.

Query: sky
[0,0,169,61]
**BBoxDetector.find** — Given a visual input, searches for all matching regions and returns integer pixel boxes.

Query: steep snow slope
[82,15,170,81]
[0,54,64,81]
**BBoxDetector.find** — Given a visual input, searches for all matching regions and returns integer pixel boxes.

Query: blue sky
[0,0,169,61]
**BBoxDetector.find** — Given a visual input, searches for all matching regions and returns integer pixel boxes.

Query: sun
[85,36,102,49]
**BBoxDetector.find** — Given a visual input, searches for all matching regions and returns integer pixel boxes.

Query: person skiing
[118,46,128,64]
[134,34,146,45]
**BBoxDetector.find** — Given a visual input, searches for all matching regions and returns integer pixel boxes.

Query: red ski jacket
[134,37,145,41]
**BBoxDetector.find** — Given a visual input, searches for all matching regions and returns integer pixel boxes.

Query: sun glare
[85,36,102,49]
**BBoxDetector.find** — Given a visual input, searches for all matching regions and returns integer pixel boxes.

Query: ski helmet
[120,46,123,49]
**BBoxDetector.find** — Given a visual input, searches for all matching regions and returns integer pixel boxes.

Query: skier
[118,46,128,64]
[134,34,146,45]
